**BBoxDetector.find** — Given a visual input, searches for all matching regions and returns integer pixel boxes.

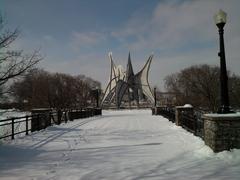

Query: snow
[183,104,193,108]
[0,109,28,120]
[0,109,30,139]
[204,112,240,118]
[0,109,240,180]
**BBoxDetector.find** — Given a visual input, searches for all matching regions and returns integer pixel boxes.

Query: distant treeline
[10,68,101,110]
[164,64,240,112]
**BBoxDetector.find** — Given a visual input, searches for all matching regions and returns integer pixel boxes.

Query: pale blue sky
[1,0,239,89]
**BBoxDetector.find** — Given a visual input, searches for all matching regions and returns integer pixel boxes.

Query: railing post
[11,118,14,140]
[47,109,51,127]
[193,114,197,135]
[57,109,61,125]
[69,110,73,121]
[37,114,40,131]
[65,111,67,123]
[26,116,29,135]
[44,113,48,129]
[175,107,181,126]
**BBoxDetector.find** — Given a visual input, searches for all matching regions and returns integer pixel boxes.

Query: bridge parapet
[153,105,240,152]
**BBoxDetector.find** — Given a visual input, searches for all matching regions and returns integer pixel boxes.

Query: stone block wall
[203,114,240,152]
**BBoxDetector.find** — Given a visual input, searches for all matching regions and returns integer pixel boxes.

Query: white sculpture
[101,52,154,108]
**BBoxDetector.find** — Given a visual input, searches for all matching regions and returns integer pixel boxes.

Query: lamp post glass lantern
[214,9,227,25]
[214,9,232,114]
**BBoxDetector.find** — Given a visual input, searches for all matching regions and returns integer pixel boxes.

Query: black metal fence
[152,106,204,139]
[152,106,175,123]
[0,108,102,140]
[179,110,204,139]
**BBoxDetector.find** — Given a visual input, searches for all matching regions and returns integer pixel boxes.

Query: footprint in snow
[64,157,71,161]
[62,152,68,157]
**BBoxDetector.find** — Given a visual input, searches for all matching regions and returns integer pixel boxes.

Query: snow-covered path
[0,110,240,180]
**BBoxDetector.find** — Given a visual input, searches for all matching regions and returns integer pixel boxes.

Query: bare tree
[0,15,41,93]
[11,68,50,109]
[229,74,240,109]
[164,64,240,112]
[164,64,220,111]
[11,68,101,110]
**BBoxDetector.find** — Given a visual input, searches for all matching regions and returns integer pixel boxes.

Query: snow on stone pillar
[203,113,240,152]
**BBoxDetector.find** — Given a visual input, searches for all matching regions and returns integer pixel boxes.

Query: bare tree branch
[0,15,42,89]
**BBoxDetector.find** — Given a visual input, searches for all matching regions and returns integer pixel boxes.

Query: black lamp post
[214,9,231,114]
[154,87,157,107]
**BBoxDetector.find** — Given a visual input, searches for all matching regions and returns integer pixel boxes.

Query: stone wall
[31,108,51,132]
[203,114,240,152]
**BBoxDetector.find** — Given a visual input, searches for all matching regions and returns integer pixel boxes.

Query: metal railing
[152,106,204,139]
[0,108,102,140]
[152,106,175,123]
[160,106,175,123]
[180,110,204,139]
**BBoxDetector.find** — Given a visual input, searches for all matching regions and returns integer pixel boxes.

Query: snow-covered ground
[0,109,30,139]
[0,109,28,120]
[0,109,240,180]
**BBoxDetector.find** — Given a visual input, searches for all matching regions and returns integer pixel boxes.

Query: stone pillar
[57,109,62,125]
[203,113,240,153]
[31,108,51,132]
[175,107,181,126]
[175,105,193,126]
[152,106,164,115]
[152,107,155,115]
[95,108,102,115]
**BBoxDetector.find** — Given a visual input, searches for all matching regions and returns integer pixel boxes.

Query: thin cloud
[70,31,107,51]
[111,0,239,52]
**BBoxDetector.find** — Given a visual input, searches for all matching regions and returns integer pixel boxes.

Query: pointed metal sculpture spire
[135,54,154,104]
[101,52,154,108]
[126,52,134,81]
[101,52,118,105]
